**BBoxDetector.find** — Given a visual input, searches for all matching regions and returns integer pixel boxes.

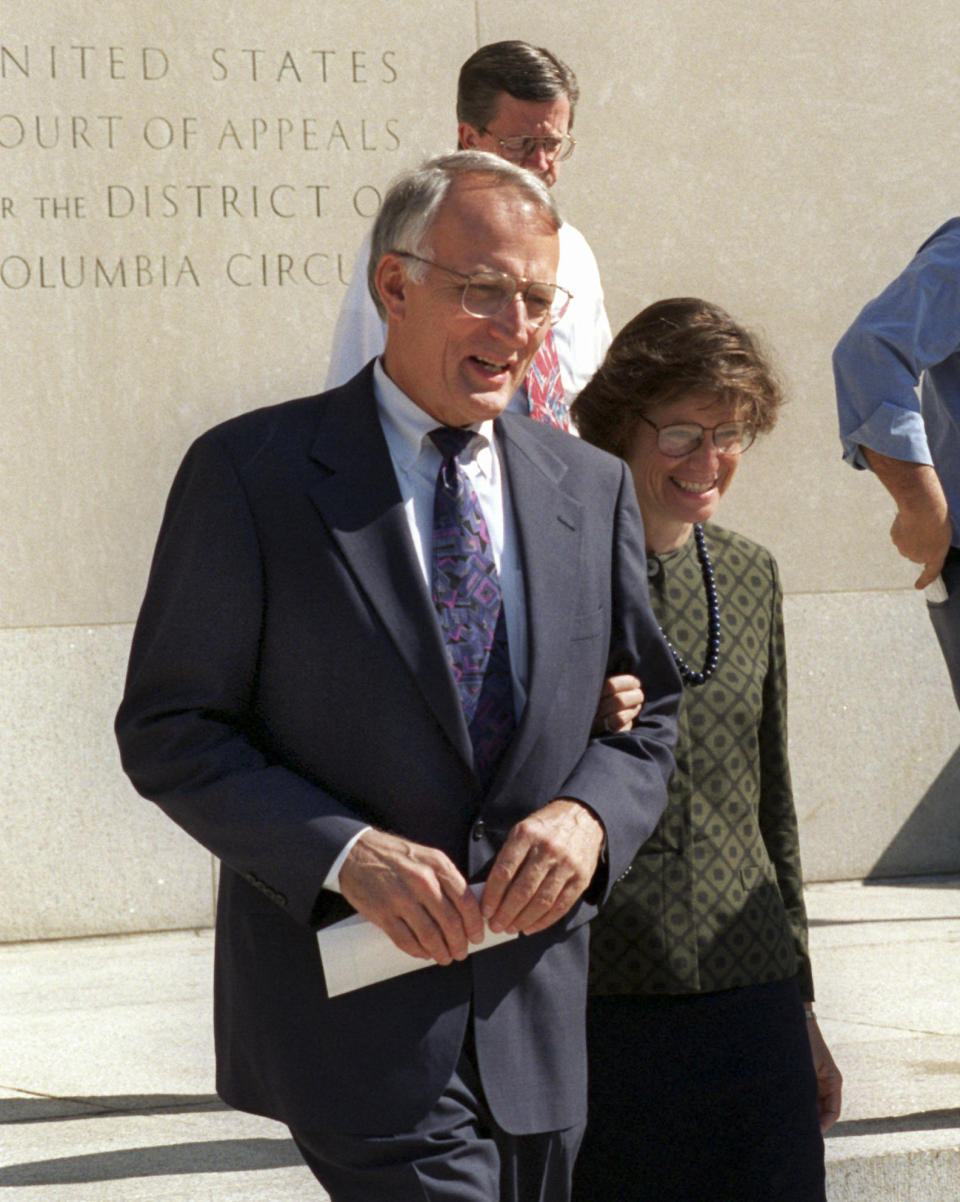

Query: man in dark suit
[116,150,681,1202]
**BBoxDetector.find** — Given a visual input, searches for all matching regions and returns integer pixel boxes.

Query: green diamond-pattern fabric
[589,524,813,999]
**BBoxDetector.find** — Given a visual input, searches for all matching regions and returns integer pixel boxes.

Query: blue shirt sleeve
[833,218,960,470]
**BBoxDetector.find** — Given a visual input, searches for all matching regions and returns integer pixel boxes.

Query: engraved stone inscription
[1,39,405,291]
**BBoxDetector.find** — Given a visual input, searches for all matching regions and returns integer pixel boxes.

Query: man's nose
[489,294,531,341]
[524,145,553,176]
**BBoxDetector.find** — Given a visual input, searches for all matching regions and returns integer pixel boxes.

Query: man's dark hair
[457,40,579,132]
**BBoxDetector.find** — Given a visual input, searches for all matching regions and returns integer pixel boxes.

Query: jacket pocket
[570,606,604,641]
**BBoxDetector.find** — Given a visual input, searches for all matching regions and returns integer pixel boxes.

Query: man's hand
[481,800,605,936]
[339,829,485,964]
[890,506,952,589]
[591,674,644,736]
[861,448,951,588]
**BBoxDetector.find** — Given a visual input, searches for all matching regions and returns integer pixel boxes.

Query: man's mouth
[471,355,512,375]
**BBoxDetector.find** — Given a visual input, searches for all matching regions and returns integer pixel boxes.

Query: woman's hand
[591,674,644,735]
[806,1015,843,1133]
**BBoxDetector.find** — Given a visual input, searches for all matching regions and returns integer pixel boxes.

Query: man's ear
[375,253,409,320]
[458,122,483,151]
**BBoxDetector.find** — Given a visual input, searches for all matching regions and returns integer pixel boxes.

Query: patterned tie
[525,326,569,431]
[429,427,516,787]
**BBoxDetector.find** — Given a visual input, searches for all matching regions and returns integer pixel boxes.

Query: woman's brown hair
[572,297,782,458]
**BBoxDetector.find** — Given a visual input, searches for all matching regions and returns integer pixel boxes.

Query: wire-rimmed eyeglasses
[478,130,576,164]
[394,252,573,327]
[636,412,757,457]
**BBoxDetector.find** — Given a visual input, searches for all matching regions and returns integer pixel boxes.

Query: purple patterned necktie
[429,427,516,787]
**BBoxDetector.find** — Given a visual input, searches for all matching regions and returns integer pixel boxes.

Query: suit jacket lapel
[306,373,472,763]
[494,418,584,785]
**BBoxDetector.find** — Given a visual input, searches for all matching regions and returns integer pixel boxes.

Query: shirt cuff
[840,401,934,469]
[322,827,371,894]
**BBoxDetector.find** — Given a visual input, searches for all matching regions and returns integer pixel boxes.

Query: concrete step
[1,877,958,1200]
[811,877,960,1201]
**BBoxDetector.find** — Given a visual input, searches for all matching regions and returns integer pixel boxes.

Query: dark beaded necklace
[657,523,720,687]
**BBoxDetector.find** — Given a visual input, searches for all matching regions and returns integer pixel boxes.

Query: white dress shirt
[324,358,529,890]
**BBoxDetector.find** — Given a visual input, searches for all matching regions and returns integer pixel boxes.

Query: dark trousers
[928,545,960,710]
[290,1035,583,1202]
[573,979,825,1202]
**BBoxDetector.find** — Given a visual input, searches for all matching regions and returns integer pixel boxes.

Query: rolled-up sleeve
[833,219,960,470]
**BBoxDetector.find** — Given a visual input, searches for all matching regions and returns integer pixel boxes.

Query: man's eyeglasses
[394,252,573,327]
[478,130,576,164]
[636,412,757,457]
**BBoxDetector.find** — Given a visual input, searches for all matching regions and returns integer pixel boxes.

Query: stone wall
[2,0,957,941]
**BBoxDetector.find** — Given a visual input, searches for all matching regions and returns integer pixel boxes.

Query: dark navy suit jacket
[116,365,681,1136]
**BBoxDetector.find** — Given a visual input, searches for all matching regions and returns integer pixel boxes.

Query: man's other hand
[481,800,605,936]
[339,830,485,964]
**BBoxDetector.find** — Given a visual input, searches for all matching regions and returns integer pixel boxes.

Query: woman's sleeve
[756,553,814,1000]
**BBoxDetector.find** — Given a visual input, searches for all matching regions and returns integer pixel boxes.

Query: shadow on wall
[867,744,960,879]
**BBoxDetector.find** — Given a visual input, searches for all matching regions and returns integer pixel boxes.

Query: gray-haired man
[116,151,680,1201]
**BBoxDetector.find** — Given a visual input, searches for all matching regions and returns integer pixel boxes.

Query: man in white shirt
[325,40,611,416]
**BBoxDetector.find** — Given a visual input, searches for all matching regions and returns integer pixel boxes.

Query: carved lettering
[0,114,124,150]
[0,44,170,80]
[0,253,200,288]
[353,185,382,217]
[224,251,341,286]
[380,51,398,83]
[33,195,87,218]
[104,182,331,219]
[142,115,198,150]
[206,46,395,85]
[213,116,401,152]
[7,39,405,301]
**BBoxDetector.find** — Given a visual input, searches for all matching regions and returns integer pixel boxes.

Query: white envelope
[317,883,519,997]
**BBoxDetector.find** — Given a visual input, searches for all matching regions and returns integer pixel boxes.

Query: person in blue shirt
[833,218,960,708]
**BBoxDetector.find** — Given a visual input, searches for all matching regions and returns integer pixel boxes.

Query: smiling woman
[571,298,842,1202]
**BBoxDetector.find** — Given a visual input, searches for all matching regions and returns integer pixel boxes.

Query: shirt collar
[373,357,497,479]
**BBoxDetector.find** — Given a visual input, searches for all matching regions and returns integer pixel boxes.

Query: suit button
[472,820,485,841]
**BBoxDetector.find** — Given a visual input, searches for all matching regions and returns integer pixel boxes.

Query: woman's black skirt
[572,978,826,1202]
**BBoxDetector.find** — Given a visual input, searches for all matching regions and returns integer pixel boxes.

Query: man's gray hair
[367,150,560,318]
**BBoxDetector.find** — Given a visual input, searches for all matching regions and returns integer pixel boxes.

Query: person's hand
[591,674,644,736]
[890,506,952,589]
[861,449,951,589]
[339,829,485,964]
[805,1015,843,1134]
[481,799,605,936]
